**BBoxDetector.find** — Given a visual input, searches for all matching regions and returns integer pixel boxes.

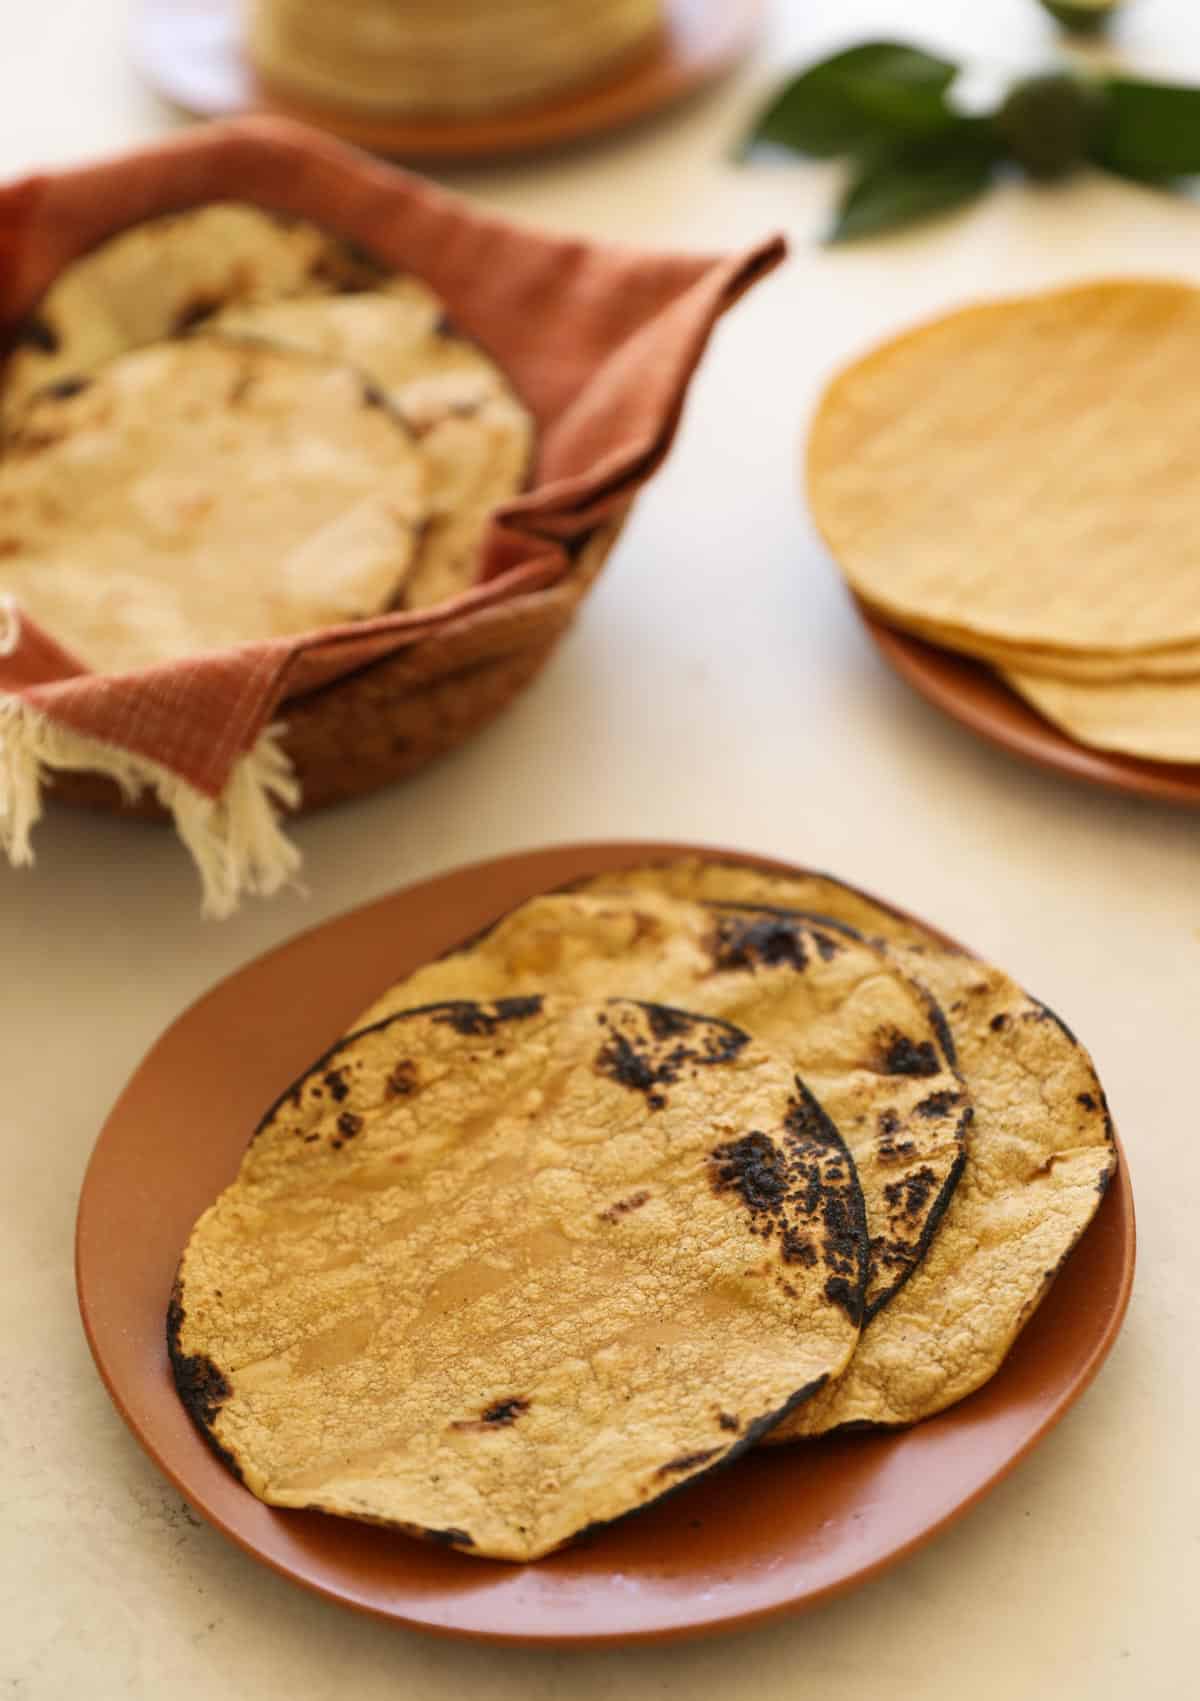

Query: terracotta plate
[76,842,1135,1645]
[861,607,1200,808]
[134,0,763,160]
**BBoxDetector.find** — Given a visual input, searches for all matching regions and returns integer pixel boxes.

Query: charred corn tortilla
[206,288,533,610]
[169,996,866,1562]
[1,203,388,424]
[354,891,969,1321]
[1003,668,1200,763]
[810,280,1200,656]
[0,338,426,672]
[575,860,1116,1433]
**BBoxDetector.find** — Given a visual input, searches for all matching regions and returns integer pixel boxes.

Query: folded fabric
[0,117,784,913]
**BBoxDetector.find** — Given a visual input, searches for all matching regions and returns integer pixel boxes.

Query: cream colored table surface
[1,2,1195,1696]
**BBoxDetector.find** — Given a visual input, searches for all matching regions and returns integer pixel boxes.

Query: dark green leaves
[1092,78,1200,179]
[739,29,1200,242]
[742,42,960,160]
[1037,1,1121,35]
[831,129,998,243]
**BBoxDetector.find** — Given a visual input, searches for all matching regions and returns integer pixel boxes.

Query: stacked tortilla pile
[0,203,533,674]
[169,857,1114,1562]
[807,280,1200,767]
[246,0,665,118]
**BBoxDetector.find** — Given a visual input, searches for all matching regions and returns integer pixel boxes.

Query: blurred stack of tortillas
[807,280,1200,765]
[0,203,534,673]
[246,0,665,117]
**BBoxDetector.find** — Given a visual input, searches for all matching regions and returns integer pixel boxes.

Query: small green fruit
[995,71,1104,180]
[1038,0,1122,35]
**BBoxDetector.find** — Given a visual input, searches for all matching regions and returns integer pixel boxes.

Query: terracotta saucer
[75,842,1135,1645]
[861,607,1200,808]
[133,0,763,160]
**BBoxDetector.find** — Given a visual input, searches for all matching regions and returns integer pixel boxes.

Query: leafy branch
[739,32,1200,241]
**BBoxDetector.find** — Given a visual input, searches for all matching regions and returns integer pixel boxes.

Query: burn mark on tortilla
[878,1030,941,1077]
[717,1412,740,1433]
[430,997,543,1037]
[337,1112,363,1140]
[171,294,223,335]
[424,1526,475,1549]
[387,1060,419,1098]
[452,1397,530,1432]
[709,1086,866,1324]
[361,380,388,409]
[323,1068,350,1102]
[10,315,58,353]
[656,1448,721,1479]
[166,1280,243,1482]
[990,1012,1011,1032]
[1077,1092,1097,1111]
[914,1089,961,1119]
[884,1165,938,1221]
[595,1004,748,1109]
[41,374,91,401]
[709,912,810,974]
[599,1190,651,1223]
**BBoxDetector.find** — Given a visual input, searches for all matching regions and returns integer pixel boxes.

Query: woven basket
[48,522,620,819]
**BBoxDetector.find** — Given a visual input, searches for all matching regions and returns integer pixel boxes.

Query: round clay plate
[76,842,1135,1646]
[860,607,1200,808]
[134,0,763,160]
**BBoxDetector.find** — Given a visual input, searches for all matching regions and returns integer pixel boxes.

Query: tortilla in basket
[353,890,969,1321]
[169,995,866,1562]
[0,338,427,672]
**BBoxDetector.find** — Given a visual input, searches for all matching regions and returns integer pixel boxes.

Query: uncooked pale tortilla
[574,860,1117,1433]
[169,995,866,1562]
[809,280,1200,655]
[0,338,426,672]
[207,287,533,609]
[353,890,968,1321]
[1005,668,1200,763]
[1,202,387,425]
[246,0,663,116]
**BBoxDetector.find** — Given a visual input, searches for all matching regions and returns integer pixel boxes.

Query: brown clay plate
[75,842,1135,1646]
[134,0,763,161]
[861,606,1200,808]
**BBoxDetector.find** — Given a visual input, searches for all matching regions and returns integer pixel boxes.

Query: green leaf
[1092,77,1200,178]
[830,131,997,243]
[741,41,961,161]
[1038,0,1121,35]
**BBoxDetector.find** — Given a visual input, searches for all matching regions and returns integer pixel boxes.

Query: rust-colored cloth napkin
[0,118,784,912]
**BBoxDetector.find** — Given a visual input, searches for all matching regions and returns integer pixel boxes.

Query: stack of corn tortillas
[245,0,665,118]
[0,202,533,673]
[169,856,1115,1562]
[807,279,1200,766]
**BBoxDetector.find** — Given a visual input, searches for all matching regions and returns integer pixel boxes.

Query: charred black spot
[337,1112,363,1140]
[990,1012,1011,1032]
[42,374,91,400]
[424,1526,475,1548]
[879,1031,941,1077]
[431,997,543,1037]
[926,1000,957,1069]
[656,1448,721,1479]
[824,1275,858,1314]
[717,1412,740,1433]
[644,1005,696,1040]
[11,315,58,353]
[599,1189,651,1223]
[323,1068,350,1102]
[884,1165,938,1220]
[878,1109,900,1136]
[171,294,223,335]
[915,1089,961,1119]
[780,1225,818,1266]
[812,931,841,962]
[387,1061,419,1098]
[166,1279,243,1482]
[1077,1092,1097,1111]
[711,1132,786,1213]
[710,913,808,974]
[482,1397,528,1426]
